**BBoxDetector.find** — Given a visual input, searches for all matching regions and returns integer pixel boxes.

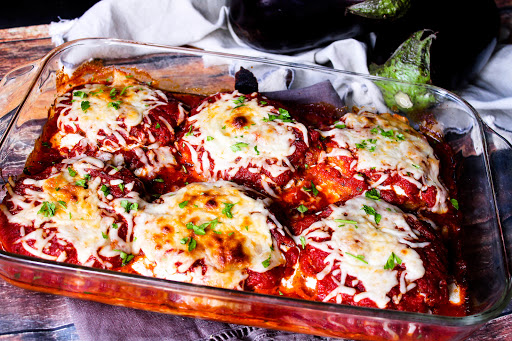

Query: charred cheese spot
[132,181,285,290]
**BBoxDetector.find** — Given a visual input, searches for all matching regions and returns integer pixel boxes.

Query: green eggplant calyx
[348,0,411,20]
[369,30,437,111]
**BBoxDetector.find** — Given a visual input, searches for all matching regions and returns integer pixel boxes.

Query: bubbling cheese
[321,111,448,213]
[182,91,308,188]
[1,157,139,267]
[295,194,427,308]
[54,71,181,153]
[132,181,285,290]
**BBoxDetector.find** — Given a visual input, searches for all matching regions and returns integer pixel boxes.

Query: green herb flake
[345,252,368,264]
[154,178,164,183]
[384,252,402,270]
[101,185,110,196]
[300,236,306,249]
[335,123,346,129]
[120,86,133,96]
[102,232,108,239]
[125,75,134,79]
[185,125,194,136]
[296,204,308,213]
[112,223,118,229]
[412,164,421,169]
[228,232,234,236]
[334,219,358,226]
[108,100,122,110]
[180,237,189,245]
[75,179,88,189]
[81,101,90,112]
[120,200,138,213]
[365,188,381,201]
[222,125,226,129]
[38,202,57,217]
[67,167,77,177]
[155,123,161,129]
[188,238,197,251]
[73,90,88,99]
[118,183,125,191]
[231,142,249,152]
[222,202,236,218]
[42,142,51,147]
[57,200,67,209]
[262,254,272,268]
[179,200,189,209]
[109,88,118,99]
[254,145,260,155]
[260,101,267,105]
[450,198,459,210]
[362,204,381,224]
[263,108,293,123]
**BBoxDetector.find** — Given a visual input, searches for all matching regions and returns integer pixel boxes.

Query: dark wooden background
[0,1,512,339]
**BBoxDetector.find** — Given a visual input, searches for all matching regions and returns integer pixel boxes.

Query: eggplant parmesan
[0,69,466,315]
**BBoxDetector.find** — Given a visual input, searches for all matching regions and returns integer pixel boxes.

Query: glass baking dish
[0,38,510,341]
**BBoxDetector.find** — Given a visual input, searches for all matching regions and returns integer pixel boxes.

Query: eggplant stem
[348,0,410,20]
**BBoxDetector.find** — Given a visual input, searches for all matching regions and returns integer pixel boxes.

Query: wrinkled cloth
[48,0,512,340]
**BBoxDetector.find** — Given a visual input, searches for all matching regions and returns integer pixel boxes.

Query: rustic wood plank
[0,24,50,42]
[0,38,53,80]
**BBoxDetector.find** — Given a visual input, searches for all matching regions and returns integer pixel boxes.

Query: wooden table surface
[1,18,512,340]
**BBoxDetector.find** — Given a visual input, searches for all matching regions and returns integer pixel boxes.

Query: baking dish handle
[0,61,43,139]
[483,123,512,271]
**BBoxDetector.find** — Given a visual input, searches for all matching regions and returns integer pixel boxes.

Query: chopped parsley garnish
[102,232,108,239]
[42,142,51,147]
[155,123,161,129]
[302,181,319,196]
[81,100,90,112]
[154,178,164,183]
[262,253,272,268]
[396,133,405,140]
[179,200,189,209]
[186,222,208,235]
[334,121,346,129]
[57,200,67,208]
[75,179,88,189]
[262,108,293,122]
[345,252,368,264]
[108,100,122,110]
[244,225,249,231]
[101,185,110,196]
[221,125,226,129]
[206,136,214,141]
[228,232,234,236]
[125,75,134,78]
[355,140,367,149]
[254,146,260,155]
[118,183,125,192]
[55,187,60,191]
[231,142,249,152]
[120,85,133,95]
[109,88,118,99]
[180,237,189,245]
[233,95,246,108]
[222,202,236,218]
[112,223,118,229]
[384,252,402,270]
[412,164,421,169]
[90,89,104,96]
[68,167,76,177]
[362,204,381,224]
[185,126,193,136]
[188,238,197,251]
[296,204,308,213]
[38,202,56,217]
[260,101,267,105]
[73,91,88,99]
[300,236,306,249]
[120,200,138,213]
[279,291,283,295]
[450,198,459,210]
[334,219,358,227]
[365,188,380,201]
[114,250,134,266]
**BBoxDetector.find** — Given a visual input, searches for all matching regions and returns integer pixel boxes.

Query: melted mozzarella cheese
[54,71,181,153]
[132,181,285,290]
[296,194,427,308]
[1,158,136,267]
[321,112,448,213]
[182,91,308,187]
